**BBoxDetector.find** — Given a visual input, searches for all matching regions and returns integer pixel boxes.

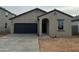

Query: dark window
[58,19,64,30]
[5,23,7,28]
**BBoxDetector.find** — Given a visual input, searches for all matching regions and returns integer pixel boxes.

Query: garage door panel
[14,23,37,33]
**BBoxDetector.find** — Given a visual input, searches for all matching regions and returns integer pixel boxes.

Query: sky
[2,6,79,16]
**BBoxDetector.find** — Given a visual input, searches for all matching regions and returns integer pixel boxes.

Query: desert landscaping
[0,32,8,37]
[38,36,79,52]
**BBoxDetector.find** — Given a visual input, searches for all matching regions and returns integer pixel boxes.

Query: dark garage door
[14,23,37,33]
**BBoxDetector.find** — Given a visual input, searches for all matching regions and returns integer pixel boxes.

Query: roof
[38,9,74,18]
[9,8,47,20]
[72,16,79,22]
[0,7,16,16]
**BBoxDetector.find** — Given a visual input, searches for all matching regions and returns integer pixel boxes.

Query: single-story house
[72,16,79,35]
[10,8,74,37]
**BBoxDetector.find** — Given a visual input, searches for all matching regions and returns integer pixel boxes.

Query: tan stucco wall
[39,11,73,37]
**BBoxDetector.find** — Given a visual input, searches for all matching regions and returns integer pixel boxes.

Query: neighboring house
[72,16,79,35]
[10,8,73,37]
[0,7,16,33]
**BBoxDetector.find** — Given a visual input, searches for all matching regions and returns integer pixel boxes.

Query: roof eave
[0,7,16,16]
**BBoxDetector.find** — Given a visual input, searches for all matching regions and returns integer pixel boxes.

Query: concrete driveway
[0,34,39,52]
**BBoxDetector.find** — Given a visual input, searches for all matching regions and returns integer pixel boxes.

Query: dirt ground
[0,32,8,37]
[38,36,79,52]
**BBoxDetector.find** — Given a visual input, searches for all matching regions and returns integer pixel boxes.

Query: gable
[0,8,15,20]
[11,8,47,23]
[38,10,73,24]
[13,10,46,20]
[38,9,73,18]
[10,8,47,20]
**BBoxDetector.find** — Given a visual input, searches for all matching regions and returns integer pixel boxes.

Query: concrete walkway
[0,34,39,52]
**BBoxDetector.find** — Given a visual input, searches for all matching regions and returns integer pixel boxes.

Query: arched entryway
[42,18,49,34]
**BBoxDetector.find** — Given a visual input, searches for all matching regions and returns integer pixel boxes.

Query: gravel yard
[38,36,79,52]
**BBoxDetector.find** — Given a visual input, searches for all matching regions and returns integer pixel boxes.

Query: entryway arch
[42,18,49,34]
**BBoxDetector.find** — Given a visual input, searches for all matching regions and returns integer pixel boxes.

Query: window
[5,23,7,28]
[58,19,64,30]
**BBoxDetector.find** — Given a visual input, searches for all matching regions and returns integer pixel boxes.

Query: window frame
[57,19,64,31]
